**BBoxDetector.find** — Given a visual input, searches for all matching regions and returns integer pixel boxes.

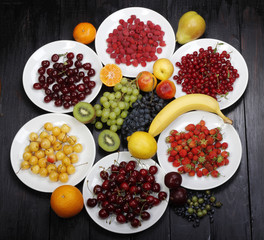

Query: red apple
[156,80,176,99]
[136,71,157,92]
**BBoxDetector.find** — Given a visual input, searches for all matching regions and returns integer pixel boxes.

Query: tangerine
[100,64,123,87]
[50,185,84,218]
[73,22,96,45]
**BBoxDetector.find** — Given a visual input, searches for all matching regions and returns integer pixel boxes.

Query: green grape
[102,111,110,119]
[124,102,130,110]
[101,117,108,123]
[103,101,110,109]
[103,92,110,97]
[117,125,121,130]
[118,101,126,110]
[95,122,103,129]
[108,93,115,101]
[121,86,128,93]
[114,91,122,99]
[110,119,117,125]
[121,78,128,85]
[94,104,101,111]
[132,89,139,96]
[100,96,108,104]
[110,124,118,132]
[96,109,102,117]
[130,95,137,103]
[138,94,143,100]
[124,95,130,102]
[114,107,121,116]
[111,101,118,108]
[109,112,117,120]
[127,87,133,95]
[120,111,128,118]
[114,83,122,91]
[116,118,124,126]
[107,119,112,126]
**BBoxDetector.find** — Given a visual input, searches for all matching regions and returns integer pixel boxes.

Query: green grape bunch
[92,78,142,132]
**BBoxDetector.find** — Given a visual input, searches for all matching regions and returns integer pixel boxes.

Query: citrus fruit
[50,185,84,218]
[73,22,96,44]
[100,64,122,87]
[127,131,157,159]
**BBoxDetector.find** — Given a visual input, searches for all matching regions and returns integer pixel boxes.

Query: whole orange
[73,22,96,44]
[50,185,84,218]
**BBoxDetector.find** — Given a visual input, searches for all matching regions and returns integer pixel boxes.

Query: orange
[73,22,96,44]
[100,64,123,87]
[50,185,84,218]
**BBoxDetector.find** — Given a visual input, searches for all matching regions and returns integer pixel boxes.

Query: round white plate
[157,110,242,190]
[10,113,96,192]
[23,40,103,113]
[170,38,248,110]
[95,7,176,78]
[82,151,169,234]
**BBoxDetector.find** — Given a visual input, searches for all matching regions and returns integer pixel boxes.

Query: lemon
[127,131,157,159]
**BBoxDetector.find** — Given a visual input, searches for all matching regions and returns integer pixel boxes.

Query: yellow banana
[148,94,232,137]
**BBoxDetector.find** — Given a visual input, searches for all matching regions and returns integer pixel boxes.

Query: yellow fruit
[127,131,157,159]
[148,94,233,137]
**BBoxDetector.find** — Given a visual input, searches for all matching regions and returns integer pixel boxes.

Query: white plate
[157,110,242,190]
[10,113,96,192]
[170,38,249,110]
[95,7,176,78]
[82,151,169,234]
[23,40,103,113]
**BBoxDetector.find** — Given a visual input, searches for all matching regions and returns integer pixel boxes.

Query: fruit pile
[20,122,82,183]
[121,91,169,140]
[173,44,239,99]
[106,15,166,67]
[174,190,223,227]
[166,120,229,177]
[92,77,141,132]
[33,52,96,109]
[86,160,168,228]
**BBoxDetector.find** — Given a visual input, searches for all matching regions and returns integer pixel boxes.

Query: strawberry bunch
[166,120,230,178]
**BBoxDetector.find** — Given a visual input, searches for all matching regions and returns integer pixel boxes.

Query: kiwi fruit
[73,102,96,124]
[98,130,121,152]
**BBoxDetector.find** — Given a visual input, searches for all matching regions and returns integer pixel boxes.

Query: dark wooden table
[1,0,263,239]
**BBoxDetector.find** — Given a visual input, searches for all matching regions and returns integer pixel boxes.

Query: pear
[176,11,206,44]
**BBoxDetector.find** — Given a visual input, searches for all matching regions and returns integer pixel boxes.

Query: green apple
[153,58,174,81]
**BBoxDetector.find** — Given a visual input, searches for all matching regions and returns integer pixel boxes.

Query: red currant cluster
[166,120,229,178]
[106,15,166,67]
[173,45,240,99]
[33,52,96,109]
[87,160,167,228]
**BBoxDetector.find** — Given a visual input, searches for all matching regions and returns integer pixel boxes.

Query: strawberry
[221,151,229,158]
[173,160,181,167]
[168,156,175,162]
[198,156,206,164]
[211,170,220,178]
[166,136,175,143]
[175,145,183,152]
[181,157,191,165]
[185,123,195,131]
[221,142,228,149]
[191,147,199,155]
[199,120,206,126]
[204,162,214,172]
[202,168,209,176]
[215,141,222,148]
[200,139,208,148]
[215,133,223,141]
[179,149,188,158]
[171,141,178,148]
[170,129,178,136]
[197,170,203,177]
[178,166,184,174]
[183,164,192,173]
[188,140,197,148]
[224,158,229,165]
[187,151,194,160]
[170,149,177,156]
[188,170,195,177]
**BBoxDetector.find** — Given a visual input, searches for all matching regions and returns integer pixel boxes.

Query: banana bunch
[148,94,232,137]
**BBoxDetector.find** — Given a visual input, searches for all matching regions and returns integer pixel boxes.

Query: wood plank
[240,2,264,240]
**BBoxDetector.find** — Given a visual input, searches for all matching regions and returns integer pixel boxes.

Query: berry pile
[106,15,166,67]
[121,92,169,140]
[173,44,240,99]
[174,190,223,227]
[166,120,229,177]
[33,52,96,109]
[86,160,168,228]
[92,78,141,132]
